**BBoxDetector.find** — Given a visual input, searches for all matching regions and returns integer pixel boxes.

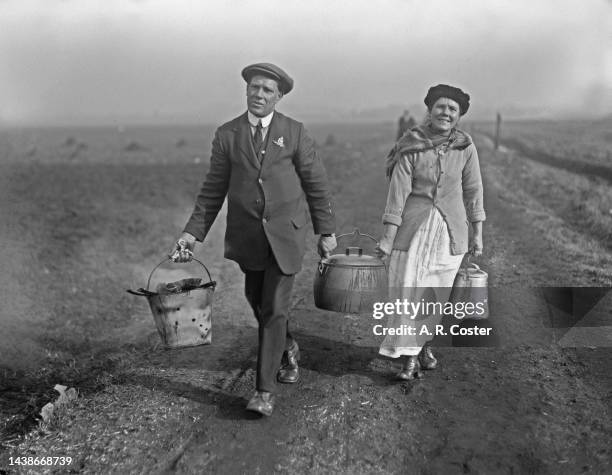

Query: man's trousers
[242,252,296,393]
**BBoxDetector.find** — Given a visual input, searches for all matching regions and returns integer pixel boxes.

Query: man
[397,109,416,140]
[171,63,337,416]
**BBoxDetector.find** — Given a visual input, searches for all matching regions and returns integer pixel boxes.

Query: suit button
[258,178,263,185]
[262,217,268,223]
[255,199,261,204]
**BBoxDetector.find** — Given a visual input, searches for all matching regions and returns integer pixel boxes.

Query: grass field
[475,118,612,166]
[474,118,612,256]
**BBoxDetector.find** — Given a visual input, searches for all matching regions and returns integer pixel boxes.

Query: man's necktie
[253,121,264,155]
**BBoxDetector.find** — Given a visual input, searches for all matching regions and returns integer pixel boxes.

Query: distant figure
[397,109,417,140]
[495,112,502,150]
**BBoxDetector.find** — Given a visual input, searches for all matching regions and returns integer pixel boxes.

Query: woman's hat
[241,63,294,94]
[424,84,470,115]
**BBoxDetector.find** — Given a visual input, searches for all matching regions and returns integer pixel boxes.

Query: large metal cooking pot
[314,229,388,314]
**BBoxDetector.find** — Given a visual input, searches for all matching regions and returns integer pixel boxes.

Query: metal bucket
[449,262,489,320]
[128,258,217,348]
[313,229,388,314]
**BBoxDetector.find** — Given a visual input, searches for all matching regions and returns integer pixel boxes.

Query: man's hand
[317,234,337,259]
[169,232,197,262]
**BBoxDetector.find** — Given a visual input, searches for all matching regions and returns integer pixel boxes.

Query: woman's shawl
[385,125,473,179]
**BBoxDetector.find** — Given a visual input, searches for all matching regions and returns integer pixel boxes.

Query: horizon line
[0,114,606,130]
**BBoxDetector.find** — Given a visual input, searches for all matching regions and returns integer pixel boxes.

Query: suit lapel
[236,113,261,170]
[261,112,284,169]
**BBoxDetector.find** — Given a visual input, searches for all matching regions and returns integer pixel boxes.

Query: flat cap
[241,62,294,94]
[424,84,470,115]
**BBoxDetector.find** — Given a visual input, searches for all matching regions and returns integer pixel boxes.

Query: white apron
[379,207,464,358]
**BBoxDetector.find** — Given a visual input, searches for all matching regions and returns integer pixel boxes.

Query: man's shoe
[396,355,422,380]
[277,342,300,384]
[418,343,437,370]
[246,391,275,416]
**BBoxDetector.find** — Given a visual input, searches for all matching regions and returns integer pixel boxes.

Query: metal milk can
[449,262,489,320]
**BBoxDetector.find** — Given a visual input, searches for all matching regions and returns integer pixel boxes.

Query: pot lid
[323,247,385,268]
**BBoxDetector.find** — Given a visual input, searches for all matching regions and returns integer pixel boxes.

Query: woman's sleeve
[462,144,486,222]
[382,154,413,226]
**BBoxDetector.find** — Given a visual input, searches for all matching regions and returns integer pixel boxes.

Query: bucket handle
[126,258,216,297]
[144,257,216,291]
[127,288,157,297]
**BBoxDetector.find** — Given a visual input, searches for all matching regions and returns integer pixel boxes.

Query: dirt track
[1,127,611,474]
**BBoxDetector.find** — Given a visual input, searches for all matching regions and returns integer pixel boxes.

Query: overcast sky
[1,0,610,125]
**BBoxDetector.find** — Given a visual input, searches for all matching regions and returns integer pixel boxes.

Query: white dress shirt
[247,110,274,141]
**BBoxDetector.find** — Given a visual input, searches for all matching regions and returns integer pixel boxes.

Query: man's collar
[247,110,274,128]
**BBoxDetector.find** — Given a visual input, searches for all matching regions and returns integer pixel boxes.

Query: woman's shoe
[396,355,422,380]
[419,343,437,370]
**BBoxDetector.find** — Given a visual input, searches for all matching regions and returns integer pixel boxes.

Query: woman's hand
[375,239,393,258]
[469,221,483,257]
[375,224,398,259]
[469,236,483,257]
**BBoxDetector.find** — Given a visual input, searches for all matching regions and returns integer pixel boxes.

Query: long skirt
[378,207,464,358]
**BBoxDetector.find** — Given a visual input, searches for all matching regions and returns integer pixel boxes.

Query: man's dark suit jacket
[184,111,335,274]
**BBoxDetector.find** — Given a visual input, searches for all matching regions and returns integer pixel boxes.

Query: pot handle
[336,228,379,246]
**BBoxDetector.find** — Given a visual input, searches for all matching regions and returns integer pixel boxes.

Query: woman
[375,84,485,380]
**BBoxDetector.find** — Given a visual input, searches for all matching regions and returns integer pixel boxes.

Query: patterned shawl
[385,124,473,178]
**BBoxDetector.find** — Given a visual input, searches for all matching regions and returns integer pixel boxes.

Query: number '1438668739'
[9,456,72,466]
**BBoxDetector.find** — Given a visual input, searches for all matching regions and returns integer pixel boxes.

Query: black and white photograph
[1,0,611,473]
